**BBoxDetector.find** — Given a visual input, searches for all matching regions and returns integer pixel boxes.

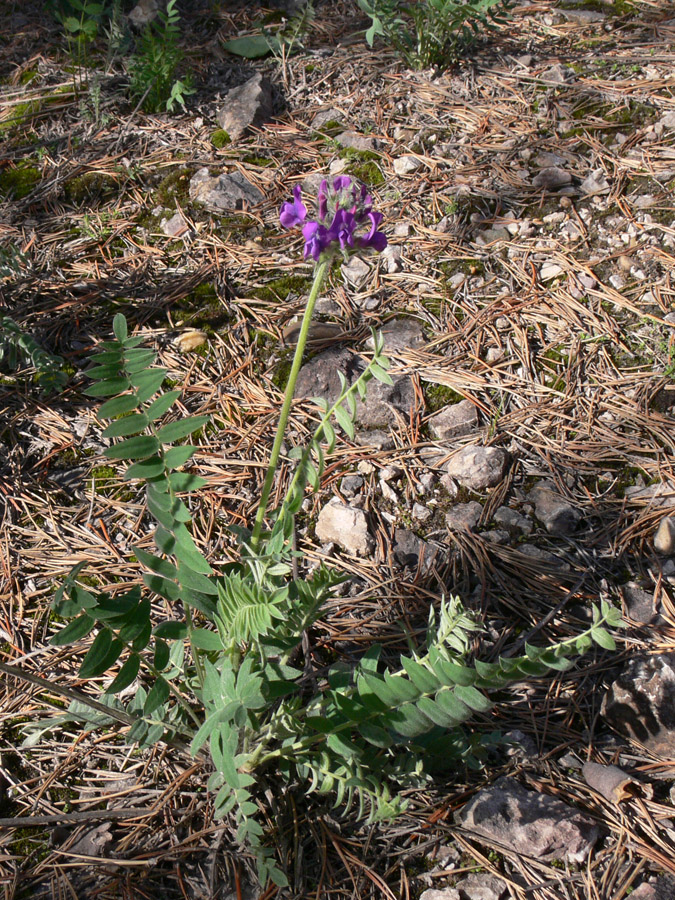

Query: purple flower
[279,185,307,229]
[280,176,387,261]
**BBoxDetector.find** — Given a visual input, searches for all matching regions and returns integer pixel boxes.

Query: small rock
[336,131,378,152]
[540,262,564,281]
[578,273,597,291]
[530,482,581,535]
[609,274,625,291]
[315,497,373,556]
[393,528,436,570]
[354,430,395,450]
[393,155,422,176]
[622,583,658,625]
[366,318,425,353]
[654,516,675,554]
[341,255,371,288]
[382,245,403,273]
[446,446,509,490]
[312,108,344,129]
[580,170,610,196]
[189,168,263,213]
[494,506,532,535]
[483,529,509,544]
[160,211,188,238]
[532,167,572,191]
[428,400,479,441]
[295,348,415,429]
[445,501,483,532]
[420,889,460,900]
[216,73,272,141]
[602,653,675,755]
[535,151,567,167]
[542,63,576,83]
[456,777,598,863]
[413,502,432,522]
[340,475,363,498]
[504,729,538,759]
[455,873,508,900]
[658,112,675,131]
[517,544,570,570]
[476,226,511,245]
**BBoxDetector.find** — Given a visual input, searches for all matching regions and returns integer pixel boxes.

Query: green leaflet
[144,676,169,716]
[101,413,149,438]
[145,390,182,421]
[98,394,140,418]
[108,654,140,693]
[104,434,159,460]
[155,415,209,443]
[49,613,94,646]
[79,632,124,678]
[83,376,130,397]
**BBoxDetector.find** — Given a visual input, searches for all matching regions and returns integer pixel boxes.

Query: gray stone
[532,167,572,191]
[445,501,483,532]
[494,506,532,535]
[341,255,371,289]
[382,245,403,273]
[455,777,598,863]
[294,348,415,428]
[312,108,344,129]
[517,544,571,570]
[580,169,610,196]
[628,877,675,900]
[654,516,675,554]
[658,112,675,131]
[476,226,511,245]
[216,74,273,141]
[446,446,509,490]
[367,318,426,353]
[354,430,395,450]
[160,211,188,238]
[622,583,657,625]
[393,528,436,569]
[428,400,479,441]
[455,873,508,900]
[394,155,422,175]
[336,131,378,152]
[483,529,509,544]
[315,497,373,556]
[534,151,567,167]
[539,263,564,281]
[530,482,581,535]
[340,475,363,498]
[420,890,460,900]
[542,63,576,83]
[412,502,432,522]
[189,168,263,212]
[602,653,675,756]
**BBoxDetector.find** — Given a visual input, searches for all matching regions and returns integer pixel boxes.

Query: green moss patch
[0,162,41,199]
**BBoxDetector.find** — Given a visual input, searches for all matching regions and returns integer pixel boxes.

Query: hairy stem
[250,258,329,551]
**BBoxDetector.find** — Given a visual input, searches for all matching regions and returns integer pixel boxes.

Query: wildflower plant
[357,0,513,70]
[36,177,623,887]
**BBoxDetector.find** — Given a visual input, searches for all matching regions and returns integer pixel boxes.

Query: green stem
[250,258,330,551]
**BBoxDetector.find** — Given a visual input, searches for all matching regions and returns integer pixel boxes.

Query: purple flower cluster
[280,176,387,261]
